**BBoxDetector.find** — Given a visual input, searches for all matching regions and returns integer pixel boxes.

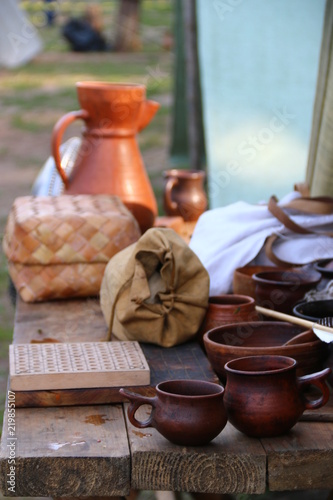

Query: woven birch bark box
[3,195,141,302]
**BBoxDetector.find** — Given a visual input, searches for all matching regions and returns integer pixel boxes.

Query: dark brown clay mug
[119,379,227,446]
[163,169,207,221]
[224,355,331,438]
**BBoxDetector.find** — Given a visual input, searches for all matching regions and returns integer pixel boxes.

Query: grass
[0,0,174,433]
[0,55,172,92]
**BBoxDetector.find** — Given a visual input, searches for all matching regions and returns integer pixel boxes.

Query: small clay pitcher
[224,355,331,438]
[198,294,259,348]
[163,169,207,221]
[119,379,227,446]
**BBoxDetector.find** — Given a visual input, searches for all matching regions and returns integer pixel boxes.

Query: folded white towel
[189,192,333,295]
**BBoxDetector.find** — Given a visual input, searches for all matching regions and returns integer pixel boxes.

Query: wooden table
[1,297,333,497]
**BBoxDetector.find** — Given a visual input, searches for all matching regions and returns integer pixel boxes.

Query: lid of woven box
[3,195,141,265]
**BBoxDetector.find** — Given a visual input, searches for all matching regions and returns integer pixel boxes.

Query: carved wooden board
[9,341,150,391]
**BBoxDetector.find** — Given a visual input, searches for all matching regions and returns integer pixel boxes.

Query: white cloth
[189,192,333,295]
[32,137,81,196]
[0,0,42,69]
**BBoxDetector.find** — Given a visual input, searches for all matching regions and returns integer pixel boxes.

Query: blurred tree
[170,0,205,170]
[114,0,142,51]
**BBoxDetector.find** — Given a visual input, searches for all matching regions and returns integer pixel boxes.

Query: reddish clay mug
[163,169,207,222]
[224,355,331,438]
[120,379,227,446]
[198,294,259,348]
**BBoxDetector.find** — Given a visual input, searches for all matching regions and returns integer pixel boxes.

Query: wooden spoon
[283,330,317,346]
[255,305,333,343]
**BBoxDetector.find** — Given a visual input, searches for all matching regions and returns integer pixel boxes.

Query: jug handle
[298,367,331,410]
[164,177,179,211]
[119,388,157,428]
[51,109,89,187]
[137,99,160,132]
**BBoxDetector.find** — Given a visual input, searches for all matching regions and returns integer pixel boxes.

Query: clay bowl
[252,268,321,314]
[233,265,278,298]
[203,321,329,382]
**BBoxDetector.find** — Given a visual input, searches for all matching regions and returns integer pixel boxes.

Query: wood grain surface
[12,298,218,407]
[125,407,266,495]
[0,402,130,497]
[13,297,109,344]
[263,421,333,490]
[1,296,333,496]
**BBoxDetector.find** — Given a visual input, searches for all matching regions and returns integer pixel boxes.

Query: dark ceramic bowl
[252,268,321,314]
[293,300,333,390]
[314,259,333,278]
[203,321,329,382]
[293,300,333,322]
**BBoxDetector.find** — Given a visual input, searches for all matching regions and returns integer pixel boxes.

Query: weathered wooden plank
[13,297,108,344]
[140,342,219,386]
[12,298,218,407]
[125,408,266,495]
[264,421,333,491]
[302,395,333,422]
[0,403,130,497]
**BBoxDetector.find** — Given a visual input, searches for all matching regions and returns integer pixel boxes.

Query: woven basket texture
[3,195,141,302]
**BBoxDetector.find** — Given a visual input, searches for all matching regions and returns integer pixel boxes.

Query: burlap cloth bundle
[100,227,210,347]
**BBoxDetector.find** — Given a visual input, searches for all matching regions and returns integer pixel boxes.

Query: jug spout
[138,99,160,132]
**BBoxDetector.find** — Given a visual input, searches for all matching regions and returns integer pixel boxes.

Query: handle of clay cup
[119,388,157,429]
[297,367,332,410]
[164,177,179,211]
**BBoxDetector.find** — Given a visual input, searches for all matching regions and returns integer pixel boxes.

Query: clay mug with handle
[224,354,331,438]
[120,379,227,446]
[163,169,207,222]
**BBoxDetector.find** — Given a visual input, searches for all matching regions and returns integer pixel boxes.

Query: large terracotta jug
[51,82,160,233]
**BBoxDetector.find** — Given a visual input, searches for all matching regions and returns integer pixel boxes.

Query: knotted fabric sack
[100,227,210,347]
[189,191,333,295]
